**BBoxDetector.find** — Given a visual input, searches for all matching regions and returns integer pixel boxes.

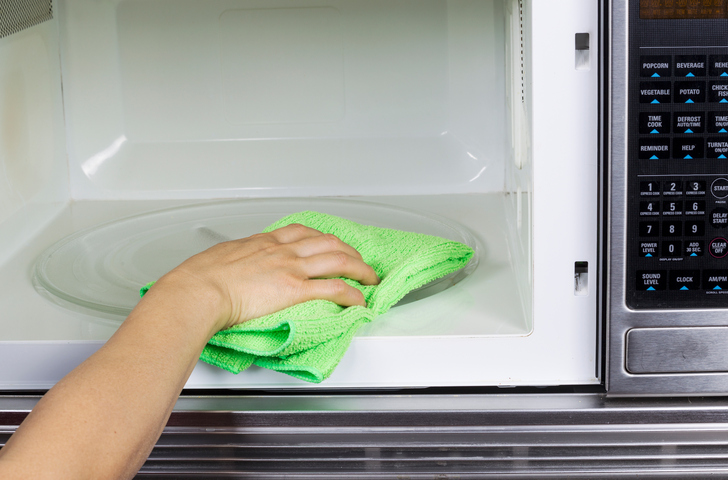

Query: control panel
[628,48,728,309]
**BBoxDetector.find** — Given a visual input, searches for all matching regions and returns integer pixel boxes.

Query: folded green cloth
[141,211,474,383]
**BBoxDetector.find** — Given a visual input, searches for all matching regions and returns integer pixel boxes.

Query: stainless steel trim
[7,394,728,477]
[627,326,728,374]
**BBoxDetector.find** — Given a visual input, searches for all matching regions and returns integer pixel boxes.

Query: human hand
[149,223,380,334]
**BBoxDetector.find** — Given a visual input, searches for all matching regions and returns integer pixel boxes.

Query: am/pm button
[704,270,728,291]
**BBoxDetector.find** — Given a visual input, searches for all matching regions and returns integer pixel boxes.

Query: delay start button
[710,237,728,258]
[711,208,728,228]
[711,178,728,198]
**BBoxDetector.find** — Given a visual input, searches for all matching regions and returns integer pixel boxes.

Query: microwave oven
[5,0,728,475]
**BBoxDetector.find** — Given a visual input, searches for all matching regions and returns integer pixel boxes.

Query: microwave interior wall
[0,0,600,389]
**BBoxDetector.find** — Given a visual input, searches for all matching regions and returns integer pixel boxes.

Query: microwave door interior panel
[0,0,599,391]
[609,0,728,395]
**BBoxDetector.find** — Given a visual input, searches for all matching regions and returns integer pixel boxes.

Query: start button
[712,178,728,198]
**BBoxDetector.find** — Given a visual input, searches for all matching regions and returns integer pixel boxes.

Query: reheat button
[711,178,728,198]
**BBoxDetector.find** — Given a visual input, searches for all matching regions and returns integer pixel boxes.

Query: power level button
[711,178,728,198]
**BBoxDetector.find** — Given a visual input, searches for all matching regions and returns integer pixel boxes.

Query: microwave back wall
[0,0,600,390]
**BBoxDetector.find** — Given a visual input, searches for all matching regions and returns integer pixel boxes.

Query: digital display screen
[641,0,728,19]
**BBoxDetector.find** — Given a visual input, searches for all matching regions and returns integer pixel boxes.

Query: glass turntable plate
[33,198,477,318]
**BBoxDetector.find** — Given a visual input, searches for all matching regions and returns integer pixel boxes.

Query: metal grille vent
[0,0,53,39]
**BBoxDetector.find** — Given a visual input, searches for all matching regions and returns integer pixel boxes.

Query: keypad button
[639,221,659,237]
[709,81,728,103]
[685,220,706,236]
[639,241,658,257]
[662,220,682,235]
[640,181,661,196]
[640,112,671,134]
[674,81,706,103]
[662,240,682,257]
[639,138,671,159]
[673,138,704,159]
[640,201,660,216]
[675,55,707,77]
[684,200,706,216]
[637,270,667,291]
[685,240,705,257]
[641,56,672,78]
[639,81,672,104]
[662,201,683,216]
[710,237,728,258]
[669,270,701,291]
[708,112,728,134]
[662,180,683,195]
[707,138,728,159]
[685,180,706,196]
[705,270,728,291]
[673,112,705,134]
[709,55,728,77]
[711,207,728,228]
[711,178,728,198]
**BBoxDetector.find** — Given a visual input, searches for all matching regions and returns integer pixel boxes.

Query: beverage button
[707,138,728,159]
[637,270,667,291]
[675,55,707,77]
[639,81,672,104]
[673,112,704,134]
[640,112,671,134]
[662,240,682,257]
[674,81,706,103]
[708,112,728,133]
[709,81,728,103]
[669,270,701,291]
[710,237,728,258]
[711,207,728,228]
[685,240,705,257]
[711,178,728,198]
[673,138,703,159]
[639,138,671,160]
[641,55,672,78]
[709,55,728,77]
[704,270,728,291]
[639,241,658,257]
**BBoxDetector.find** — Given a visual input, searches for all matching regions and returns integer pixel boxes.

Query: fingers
[300,278,367,307]
[265,223,325,244]
[298,252,379,286]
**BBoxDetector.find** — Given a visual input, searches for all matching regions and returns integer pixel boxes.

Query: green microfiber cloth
[141,211,474,383]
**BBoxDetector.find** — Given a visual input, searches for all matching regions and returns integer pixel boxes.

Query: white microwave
[1,0,601,391]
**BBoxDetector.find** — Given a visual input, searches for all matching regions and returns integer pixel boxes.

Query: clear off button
[711,178,728,198]
[710,237,728,258]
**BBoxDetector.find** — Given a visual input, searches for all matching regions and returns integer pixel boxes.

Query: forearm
[0,274,221,479]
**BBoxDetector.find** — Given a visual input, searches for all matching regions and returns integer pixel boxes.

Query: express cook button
[669,270,701,291]
[637,270,667,291]
[710,237,728,258]
[704,270,728,291]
